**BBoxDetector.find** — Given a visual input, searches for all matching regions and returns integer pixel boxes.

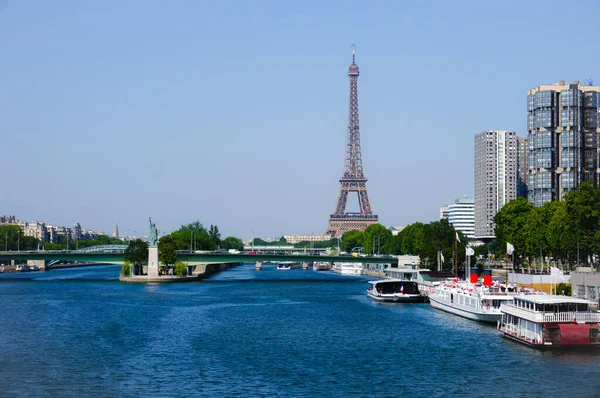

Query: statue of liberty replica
[149,217,158,246]
[147,217,159,277]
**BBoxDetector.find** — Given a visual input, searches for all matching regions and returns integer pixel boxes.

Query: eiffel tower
[325,46,378,238]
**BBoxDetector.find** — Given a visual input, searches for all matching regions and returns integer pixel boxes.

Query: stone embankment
[363,269,385,278]
[119,262,241,283]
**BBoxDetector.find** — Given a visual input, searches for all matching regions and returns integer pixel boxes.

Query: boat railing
[542,312,600,323]
[501,303,600,323]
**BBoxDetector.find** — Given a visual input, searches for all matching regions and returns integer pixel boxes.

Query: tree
[209,225,221,248]
[174,261,187,277]
[554,282,571,296]
[494,197,534,259]
[363,224,392,254]
[221,236,244,251]
[419,219,462,270]
[385,233,403,255]
[124,239,148,275]
[170,222,214,251]
[159,235,177,266]
[341,230,364,252]
[399,222,425,255]
[0,224,40,251]
[121,260,131,277]
[565,181,600,263]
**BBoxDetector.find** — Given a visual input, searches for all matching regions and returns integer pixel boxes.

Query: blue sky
[2,0,599,239]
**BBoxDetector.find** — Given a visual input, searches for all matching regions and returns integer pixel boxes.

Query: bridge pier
[255,261,263,271]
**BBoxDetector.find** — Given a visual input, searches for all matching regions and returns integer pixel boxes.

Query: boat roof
[384,267,421,273]
[368,279,418,285]
[514,295,593,305]
[419,271,455,281]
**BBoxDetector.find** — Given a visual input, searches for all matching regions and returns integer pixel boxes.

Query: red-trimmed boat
[498,295,600,348]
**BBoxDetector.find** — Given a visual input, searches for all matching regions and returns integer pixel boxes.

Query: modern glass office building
[447,198,475,239]
[474,130,517,239]
[527,80,600,206]
[516,137,528,198]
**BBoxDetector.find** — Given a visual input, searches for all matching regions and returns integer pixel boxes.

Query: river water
[1,264,599,397]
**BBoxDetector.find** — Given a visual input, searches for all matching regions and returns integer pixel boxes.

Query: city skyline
[2,1,600,239]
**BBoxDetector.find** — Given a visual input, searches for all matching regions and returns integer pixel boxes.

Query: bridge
[0,247,399,267]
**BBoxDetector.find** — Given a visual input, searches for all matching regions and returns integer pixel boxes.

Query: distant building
[439,205,449,220]
[0,215,16,224]
[72,223,82,241]
[388,225,404,236]
[527,80,600,206]
[22,221,48,243]
[474,130,517,239]
[112,224,119,239]
[448,198,475,239]
[517,137,528,198]
[283,234,331,244]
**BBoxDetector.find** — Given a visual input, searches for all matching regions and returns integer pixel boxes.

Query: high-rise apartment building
[113,224,119,239]
[517,137,528,198]
[439,205,449,220]
[474,130,517,239]
[527,80,600,206]
[448,198,475,239]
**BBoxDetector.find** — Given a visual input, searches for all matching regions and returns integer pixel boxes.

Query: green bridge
[0,250,399,267]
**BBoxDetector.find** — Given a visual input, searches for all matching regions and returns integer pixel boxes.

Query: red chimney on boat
[470,268,478,284]
[483,269,492,287]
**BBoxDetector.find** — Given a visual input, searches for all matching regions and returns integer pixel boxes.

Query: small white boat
[0,264,4,273]
[313,262,331,271]
[498,295,600,348]
[16,264,31,272]
[367,279,424,303]
[332,262,363,276]
[29,265,40,272]
[277,261,300,270]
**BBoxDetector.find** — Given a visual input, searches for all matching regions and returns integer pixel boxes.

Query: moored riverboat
[428,269,520,323]
[497,295,600,348]
[332,262,363,276]
[313,261,331,271]
[277,261,300,270]
[367,279,424,303]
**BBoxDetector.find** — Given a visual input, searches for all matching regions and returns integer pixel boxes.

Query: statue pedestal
[148,246,159,277]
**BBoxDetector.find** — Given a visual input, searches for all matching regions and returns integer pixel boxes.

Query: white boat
[428,281,518,323]
[498,295,600,348]
[29,265,40,272]
[332,262,363,276]
[428,269,523,323]
[16,264,30,272]
[367,279,424,303]
[0,264,4,273]
[277,261,300,270]
[313,261,331,271]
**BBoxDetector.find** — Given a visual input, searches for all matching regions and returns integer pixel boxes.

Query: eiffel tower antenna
[325,46,378,238]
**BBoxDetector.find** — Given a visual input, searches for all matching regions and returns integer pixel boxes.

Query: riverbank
[119,262,242,283]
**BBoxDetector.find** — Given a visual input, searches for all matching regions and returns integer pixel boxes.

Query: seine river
[1,264,600,397]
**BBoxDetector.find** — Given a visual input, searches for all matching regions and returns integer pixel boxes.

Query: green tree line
[337,221,471,271]
[494,181,600,268]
